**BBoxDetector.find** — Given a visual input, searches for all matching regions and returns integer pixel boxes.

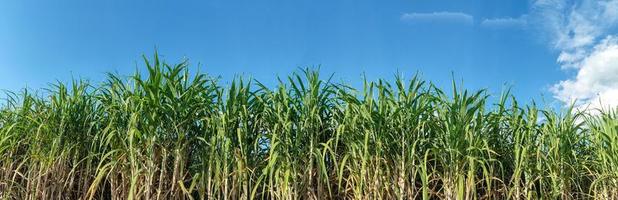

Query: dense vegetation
[1,54,617,200]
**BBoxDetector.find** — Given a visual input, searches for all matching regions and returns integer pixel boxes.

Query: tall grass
[0,53,617,199]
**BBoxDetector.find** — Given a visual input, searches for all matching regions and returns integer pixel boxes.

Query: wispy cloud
[534,0,618,111]
[400,12,474,25]
[480,16,527,29]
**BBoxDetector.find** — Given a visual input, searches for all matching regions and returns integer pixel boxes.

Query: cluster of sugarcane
[1,54,617,200]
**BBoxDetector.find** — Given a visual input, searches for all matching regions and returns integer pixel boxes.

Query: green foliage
[0,53,616,199]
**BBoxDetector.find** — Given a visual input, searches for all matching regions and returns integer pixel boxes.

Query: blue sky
[1,0,618,108]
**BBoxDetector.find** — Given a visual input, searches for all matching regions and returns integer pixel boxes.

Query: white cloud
[551,36,618,111]
[533,0,618,67]
[480,16,527,29]
[534,0,618,111]
[400,12,473,25]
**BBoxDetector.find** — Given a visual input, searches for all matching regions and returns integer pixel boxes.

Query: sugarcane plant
[0,53,617,200]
